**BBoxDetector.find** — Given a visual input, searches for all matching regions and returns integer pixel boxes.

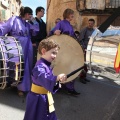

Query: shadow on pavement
[0,75,120,120]
[0,87,26,110]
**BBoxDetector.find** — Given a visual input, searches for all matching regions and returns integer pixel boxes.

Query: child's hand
[54,30,61,35]
[57,74,67,82]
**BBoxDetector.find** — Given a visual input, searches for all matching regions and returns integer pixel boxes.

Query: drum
[0,36,24,89]
[37,34,84,83]
[86,32,120,78]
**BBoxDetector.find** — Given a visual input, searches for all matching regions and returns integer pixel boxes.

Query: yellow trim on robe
[115,43,120,68]
[31,83,55,113]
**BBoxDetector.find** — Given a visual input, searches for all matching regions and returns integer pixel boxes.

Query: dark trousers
[79,65,88,78]
[79,50,88,78]
[62,80,75,91]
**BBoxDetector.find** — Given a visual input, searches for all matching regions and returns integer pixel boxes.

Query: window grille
[106,0,120,8]
[76,0,120,14]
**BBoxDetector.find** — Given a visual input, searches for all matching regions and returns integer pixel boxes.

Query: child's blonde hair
[38,38,60,55]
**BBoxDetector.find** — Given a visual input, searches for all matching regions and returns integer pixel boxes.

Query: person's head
[74,31,80,35]
[55,18,61,25]
[19,6,33,20]
[74,31,80,38]
[36,6,45,18]
[63,8,74,21]
[88,18,95,28]
[38,39,60,62]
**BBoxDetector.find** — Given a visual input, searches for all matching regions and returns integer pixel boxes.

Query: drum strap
[31,83,55,113]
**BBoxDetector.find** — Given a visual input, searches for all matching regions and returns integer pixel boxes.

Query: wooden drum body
[0,36,24,89]
[37,34,84,83]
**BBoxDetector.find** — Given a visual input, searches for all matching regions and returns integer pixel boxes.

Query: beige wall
[46,0,100,34]
[0,0,21,21]
[47,0,81,34]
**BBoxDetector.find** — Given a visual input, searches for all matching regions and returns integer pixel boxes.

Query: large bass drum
[86,29,120,78]
[0,36,24,89]
[37,34,84,83]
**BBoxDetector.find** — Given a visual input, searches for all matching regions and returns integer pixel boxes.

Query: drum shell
[86,36,119,77]
[0,36,24,89]
[37,34,84,83]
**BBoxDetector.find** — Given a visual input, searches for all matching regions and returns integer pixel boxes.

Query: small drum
[37,34,84,83]
[0,36,24,89]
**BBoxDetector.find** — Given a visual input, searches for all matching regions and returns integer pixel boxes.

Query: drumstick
[67,65,85,78]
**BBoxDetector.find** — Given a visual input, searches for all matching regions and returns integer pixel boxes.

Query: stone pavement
[0,74,120,120]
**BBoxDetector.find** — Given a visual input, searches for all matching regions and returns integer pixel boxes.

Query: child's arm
[32,64,66,93]
[53,74,67,92]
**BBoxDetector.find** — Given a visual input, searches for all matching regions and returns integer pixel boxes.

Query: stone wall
[47,0,82,34]
[0,0,21,21]
[47,0,119,34]
[46,0,99,34]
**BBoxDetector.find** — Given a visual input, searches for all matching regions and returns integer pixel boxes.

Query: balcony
[76,0,120,14]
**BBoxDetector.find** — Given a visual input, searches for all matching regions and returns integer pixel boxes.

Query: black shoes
[84,78,90,82]
[79,78,87,84]
[79,78,90,84]
[79,77,90,84]
[67,90,80,96]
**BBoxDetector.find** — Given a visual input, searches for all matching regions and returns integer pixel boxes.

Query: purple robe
[24,58,59,120]
[49,19,75,91]
[49,19,75,37]
[0,16,33,91]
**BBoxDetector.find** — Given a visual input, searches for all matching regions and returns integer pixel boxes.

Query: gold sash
[31,83,55,113]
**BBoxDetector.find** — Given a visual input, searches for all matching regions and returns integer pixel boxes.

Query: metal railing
[76,0,120,14]
[106,0,120,8]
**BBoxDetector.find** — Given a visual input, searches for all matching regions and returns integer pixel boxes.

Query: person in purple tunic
[0,6,36,96]
[24,38,67,120]
[51,18,61,31]
[49,8,80,96]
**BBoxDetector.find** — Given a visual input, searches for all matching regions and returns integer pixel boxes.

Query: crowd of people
[0,6,95,120]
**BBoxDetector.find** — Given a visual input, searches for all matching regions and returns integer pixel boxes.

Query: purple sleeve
[0,16,16,36]
[32,64,58,93]
[29,22,39,36]
[29,23,39,31]
[49,22,62,36]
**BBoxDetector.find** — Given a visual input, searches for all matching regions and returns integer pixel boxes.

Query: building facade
[47,0,120,33]
[0,0,21,22]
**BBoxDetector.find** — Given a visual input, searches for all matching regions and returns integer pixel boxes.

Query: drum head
[37,34,84,83]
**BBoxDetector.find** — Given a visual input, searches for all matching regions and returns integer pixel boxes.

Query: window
[1,10,6,20]
[12,4,14,12]
[76,0,120,14]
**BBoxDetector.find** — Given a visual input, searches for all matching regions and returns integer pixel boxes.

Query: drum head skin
[37,34,84,83]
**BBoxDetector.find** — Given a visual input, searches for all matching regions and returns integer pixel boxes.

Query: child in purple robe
[49,8,80,96]
[24,39,67,120]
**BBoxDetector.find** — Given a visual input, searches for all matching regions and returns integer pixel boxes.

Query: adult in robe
[0,6,37,96]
